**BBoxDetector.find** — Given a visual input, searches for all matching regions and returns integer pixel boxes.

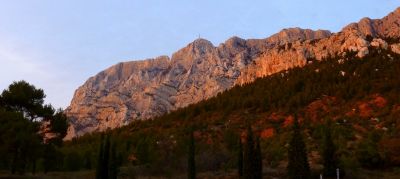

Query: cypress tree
[255,136,263,179]
[188,127,196,179]
[109,142,118,179]
[238,138,243,178]
[103,134,111,179]
[96,134,105,179]
[322,122,339,177]
[84,151,92,170]
[243,125,256,179]
[287,117,310,179]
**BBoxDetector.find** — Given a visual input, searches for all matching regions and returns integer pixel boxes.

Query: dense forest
[1,45,400,178]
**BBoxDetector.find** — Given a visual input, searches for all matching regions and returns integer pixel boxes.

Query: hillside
[65,7,400,139]
[60,44,400,178]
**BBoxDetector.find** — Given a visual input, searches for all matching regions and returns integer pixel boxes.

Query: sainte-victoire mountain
[65,7,400,139]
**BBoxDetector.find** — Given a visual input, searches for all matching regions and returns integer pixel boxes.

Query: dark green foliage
[64,151,82,171]
[322,121,339,177]
[255,137,263,179]
[96,134,105,179]
[287,118,310,179]
[188,128,196,179]
[135,137,154,165]
[238,138,243,178]
[96,134,120,179]
[0,80,45,121]
[0,109,41,174]
[0,81,68,174]
[109,142,118,179]
[356,131,384,169]
[243,125,262,179]
[49,110,69,145]
[243,125,255,179]
[43,144,63,173]
[84,151,92,170]
[103,135,110,178]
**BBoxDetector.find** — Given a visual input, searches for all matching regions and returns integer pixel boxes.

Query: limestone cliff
[65,7,400,139]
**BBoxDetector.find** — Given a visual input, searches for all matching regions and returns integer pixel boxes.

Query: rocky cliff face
[65,7,400,140]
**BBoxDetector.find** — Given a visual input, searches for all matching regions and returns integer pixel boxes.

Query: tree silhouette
[287,117,310,179]
[109,142,118,179]
[255,136,263,179]
[322,121,339,177]
[103,135,110,178]
[238,138,243,178]
[0,81,68,174]
[243,125,262,179]
[188,127,196,179]
[96,134,105,179]
[96,134,119,179]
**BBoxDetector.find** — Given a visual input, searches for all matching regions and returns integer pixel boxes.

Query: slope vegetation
[62,44,400,178]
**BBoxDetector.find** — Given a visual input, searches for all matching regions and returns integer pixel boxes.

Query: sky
[0,0,399,109]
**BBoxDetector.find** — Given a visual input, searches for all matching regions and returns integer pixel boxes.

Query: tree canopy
[0,80,68,174]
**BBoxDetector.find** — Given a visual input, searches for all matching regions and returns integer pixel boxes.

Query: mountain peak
[65,7,400,139]
[341,7,400,38]
[192,38,214,47]
[267,27,331,44]
[224,36,246,47]
[395,7,400,14]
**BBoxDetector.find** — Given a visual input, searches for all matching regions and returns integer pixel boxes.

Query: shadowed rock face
[65,7,400,139]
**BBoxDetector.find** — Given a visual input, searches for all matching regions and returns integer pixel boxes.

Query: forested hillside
[55,45,400,178]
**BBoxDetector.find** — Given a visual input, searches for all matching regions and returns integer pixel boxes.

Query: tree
[0,81,46,174]
[135,137,153,165]
[243,125,261,179]
[43,143,61,173]
[96,134,105,179]
[84,151,92,170]
[47,110,69,146]
[356,131,384,169]
[287,117,310,179]
[64,151,82,171]
[109,142,119,179]
[322,121,339,177]
[96,134,118,179]
[188,128,196,179]
[0,81,68,174]
[0,81,46,121]
[255,136,263,179]
[103,135,110,179]
[238,138,243,178]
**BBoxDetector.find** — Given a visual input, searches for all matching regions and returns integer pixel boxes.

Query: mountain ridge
[65,7,400,140]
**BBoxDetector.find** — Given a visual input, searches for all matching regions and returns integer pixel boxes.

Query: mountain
[63,42,400,177]
[65,7,400,139]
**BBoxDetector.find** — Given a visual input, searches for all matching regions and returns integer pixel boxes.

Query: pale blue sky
[0,0,399,108]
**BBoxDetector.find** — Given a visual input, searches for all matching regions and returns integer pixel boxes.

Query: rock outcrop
[65,7,400,140]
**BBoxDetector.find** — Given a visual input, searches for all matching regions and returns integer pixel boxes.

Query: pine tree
[287,117,310,179]
[238,138,243,178]
[188,127,196,179]
[322,121,339,177]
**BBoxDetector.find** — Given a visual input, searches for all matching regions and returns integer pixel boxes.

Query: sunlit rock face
[64,7,400,140]
[237,8,400,84]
